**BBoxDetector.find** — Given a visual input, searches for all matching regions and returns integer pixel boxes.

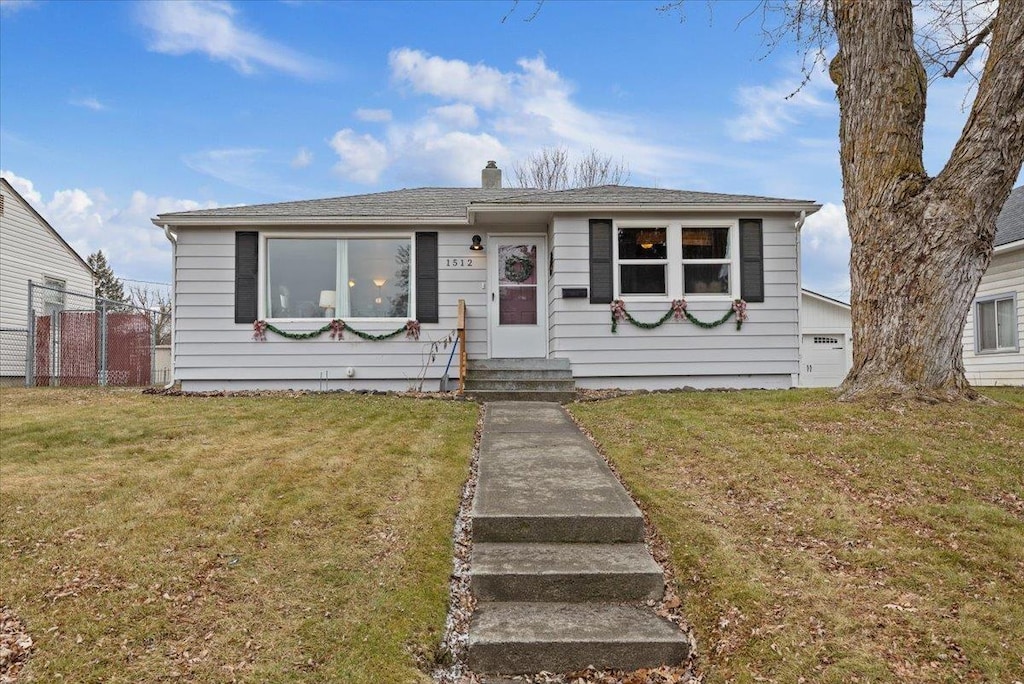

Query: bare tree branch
[511,147,631,190]
[942,19,992,77]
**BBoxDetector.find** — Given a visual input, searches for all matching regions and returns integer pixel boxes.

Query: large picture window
[265,237,411,319]
[614,221,737,299]
[976,294,1018,353]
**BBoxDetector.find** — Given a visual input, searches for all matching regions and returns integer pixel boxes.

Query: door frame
[486,232,549,359]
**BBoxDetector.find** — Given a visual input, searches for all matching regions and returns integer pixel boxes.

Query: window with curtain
[265,238,411,319]
[976,295,1017,352]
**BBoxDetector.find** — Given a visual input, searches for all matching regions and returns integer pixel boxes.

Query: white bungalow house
[152,163,821,394]
[961,185,1024,386]
[799,289,852,387]
[0,178,94,385]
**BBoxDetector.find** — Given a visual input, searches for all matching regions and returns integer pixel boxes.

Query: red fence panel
[106,312,151,386]
[34,315,51,386]
[59,311,98,386]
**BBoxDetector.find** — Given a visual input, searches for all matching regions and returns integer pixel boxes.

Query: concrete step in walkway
[468,402,689,675]
[466,358,576,403]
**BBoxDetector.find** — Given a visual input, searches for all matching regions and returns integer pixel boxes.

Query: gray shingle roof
[157,188,543,220]
[156,185,817,221]
[996,185,1024,246]
[471,184,815,206]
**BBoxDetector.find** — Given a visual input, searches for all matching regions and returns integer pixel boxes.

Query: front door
[488,235,547,358]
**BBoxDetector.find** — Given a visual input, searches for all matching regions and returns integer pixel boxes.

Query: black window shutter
[739,219,764,303]
[415,232,439,323]
[234,231,259,324]
[589,219,614,304]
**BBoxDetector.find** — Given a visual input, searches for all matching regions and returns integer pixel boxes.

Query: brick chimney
[482,161,502,189]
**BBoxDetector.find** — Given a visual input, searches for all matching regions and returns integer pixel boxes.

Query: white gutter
[994,238,1024,254]
[150,216,466,228]
[161,224,178,390]
[468,202,823,219]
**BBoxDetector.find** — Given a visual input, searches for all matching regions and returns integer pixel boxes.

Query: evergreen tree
[87,250,126,304]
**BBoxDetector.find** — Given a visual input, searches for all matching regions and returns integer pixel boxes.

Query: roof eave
[151,215,470,227]
[467,201,823,215]
[994,238,1024,253]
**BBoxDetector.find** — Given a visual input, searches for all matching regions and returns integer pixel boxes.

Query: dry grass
[570,388,1024,683]
[0,388,478,683]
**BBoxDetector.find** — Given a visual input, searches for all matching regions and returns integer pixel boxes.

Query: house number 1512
[445,258,474,267]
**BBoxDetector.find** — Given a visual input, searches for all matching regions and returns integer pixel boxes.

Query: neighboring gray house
[961,185,1024,386]
[152,164,820,392]
[799,289,852,387]
[0,178,94,384]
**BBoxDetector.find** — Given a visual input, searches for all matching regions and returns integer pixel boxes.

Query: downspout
[794,210,807,388]
[162,224,178,390]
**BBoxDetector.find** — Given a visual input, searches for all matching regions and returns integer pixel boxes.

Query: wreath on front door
[504,253,534,283]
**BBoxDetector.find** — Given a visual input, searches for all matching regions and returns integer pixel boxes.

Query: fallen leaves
[0,607,33,683]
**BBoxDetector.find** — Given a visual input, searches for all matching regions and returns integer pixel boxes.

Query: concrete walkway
[467,402,689,674]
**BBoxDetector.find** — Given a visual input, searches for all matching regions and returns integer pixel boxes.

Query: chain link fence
[21,282,167,387]
[0,327,29,387]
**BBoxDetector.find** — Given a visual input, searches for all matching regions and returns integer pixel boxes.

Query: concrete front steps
[467,402,689,675]
[465,358,575,403]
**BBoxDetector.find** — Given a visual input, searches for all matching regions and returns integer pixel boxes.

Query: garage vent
[813,336,840,344]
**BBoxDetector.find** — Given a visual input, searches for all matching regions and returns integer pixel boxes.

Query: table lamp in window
[319,290,336,318]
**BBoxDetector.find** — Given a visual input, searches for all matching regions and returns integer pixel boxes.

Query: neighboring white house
[799,289,852,387]
[0,178,94,384]
[152,163,820,392]
[961,185,1024,386]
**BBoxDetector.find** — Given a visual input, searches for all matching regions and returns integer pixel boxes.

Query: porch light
[470,234,484,251]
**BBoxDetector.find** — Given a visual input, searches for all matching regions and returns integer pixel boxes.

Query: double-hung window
[617,226,668,296]
[975,294,1018,353]
[614,220,738,299]
[263,236,412,320]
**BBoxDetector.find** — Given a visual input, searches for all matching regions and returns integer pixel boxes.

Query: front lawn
[0,388,478,683]
[571,388,1024,683]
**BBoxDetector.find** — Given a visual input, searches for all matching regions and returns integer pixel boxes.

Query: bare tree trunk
[832,0,1024,401]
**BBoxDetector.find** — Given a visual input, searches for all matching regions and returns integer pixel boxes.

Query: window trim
[973,291,1019,354]
[612,219,739,302]
[258,231,417,323]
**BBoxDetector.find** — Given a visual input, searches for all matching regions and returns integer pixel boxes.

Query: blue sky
[0,0,989,299]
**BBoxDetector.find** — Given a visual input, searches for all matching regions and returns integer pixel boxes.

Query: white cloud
[291,147,313,168]
[329,130,389,184]
[1,170,217,283]
[355,108,393,123]
[70,96,107,111]
[137,1,325,78]
[0,0,38,16]
[1,169,42,204]
[725,66,835,142]
[430,104,478,129]
[389,48,511,108]
[801,202,851,301]
[330,49,690,187]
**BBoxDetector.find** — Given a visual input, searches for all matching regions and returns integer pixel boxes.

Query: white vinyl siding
[548,213,800,389]
[172,225,531,391]
[962,248,1024,386]
[0,182,93,378]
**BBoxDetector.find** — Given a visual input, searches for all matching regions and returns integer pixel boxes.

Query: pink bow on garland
[732,299,748,321]
[329,319,345,340]
[405,320,421,340]
[671,298,688,320]
[610,299,627,322]
[252,320,268,341]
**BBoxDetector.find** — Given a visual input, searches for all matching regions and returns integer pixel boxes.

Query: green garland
[253,318,420,342]
[610,299,746,333]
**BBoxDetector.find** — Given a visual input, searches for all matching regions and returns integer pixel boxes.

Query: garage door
[801,334,848,387]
